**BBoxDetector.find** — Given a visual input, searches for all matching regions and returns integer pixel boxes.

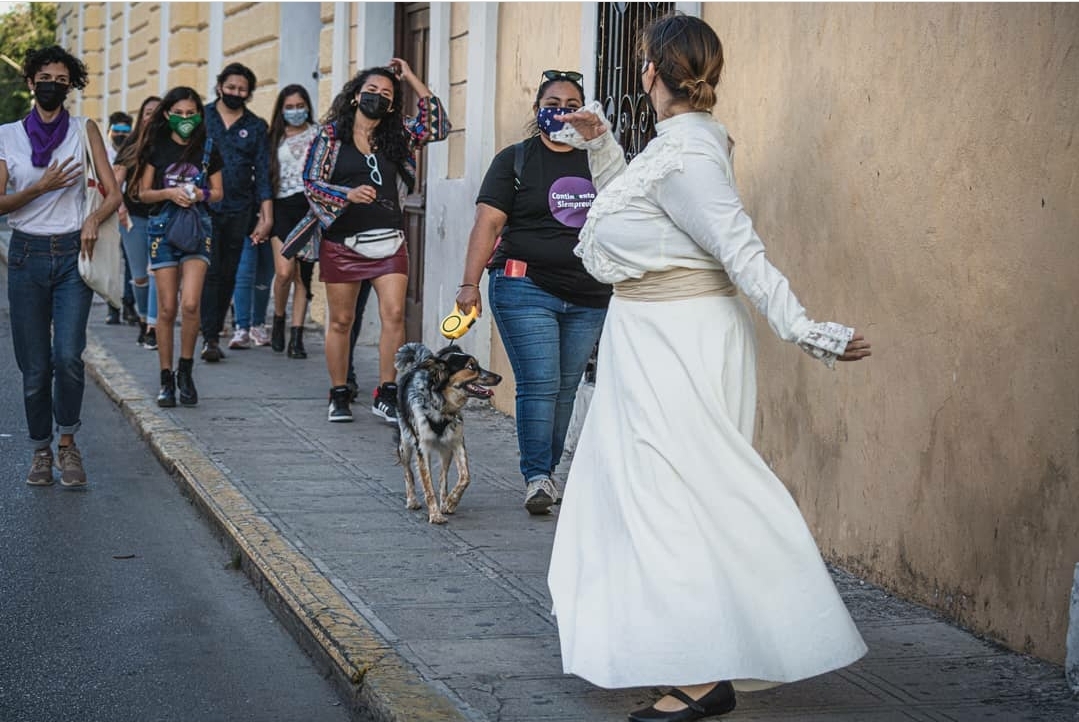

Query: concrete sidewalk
[2,232,1078,722]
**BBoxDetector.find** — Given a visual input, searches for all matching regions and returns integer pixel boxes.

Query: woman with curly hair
[0,45,121,488]
[282,58,448,423]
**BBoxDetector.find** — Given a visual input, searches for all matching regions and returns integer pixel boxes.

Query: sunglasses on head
[542,70,583,83]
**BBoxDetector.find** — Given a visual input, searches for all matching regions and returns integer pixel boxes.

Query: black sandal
[627,681,737,722]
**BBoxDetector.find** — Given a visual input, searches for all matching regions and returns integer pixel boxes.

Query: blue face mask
[282,107,309,127]
[536,107,574,135]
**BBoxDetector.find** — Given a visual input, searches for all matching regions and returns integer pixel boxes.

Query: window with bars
[594,2,674,162]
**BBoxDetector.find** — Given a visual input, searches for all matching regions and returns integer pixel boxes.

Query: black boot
[271,314,286,353]
[157,369,176,408]
[122,298,139,325]
[176,357,198,406]
[136,321,148,347]
[287,326,307,359]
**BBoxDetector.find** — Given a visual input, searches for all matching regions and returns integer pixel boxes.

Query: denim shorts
[148,208,213,270]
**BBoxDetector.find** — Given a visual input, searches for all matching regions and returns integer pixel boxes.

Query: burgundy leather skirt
[318,237,408,283]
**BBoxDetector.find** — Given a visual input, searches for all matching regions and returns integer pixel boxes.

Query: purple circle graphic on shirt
[549,176,597,228]
[164,162,199,188]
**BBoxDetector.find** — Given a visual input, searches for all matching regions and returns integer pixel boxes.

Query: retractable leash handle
[440,303,479,340]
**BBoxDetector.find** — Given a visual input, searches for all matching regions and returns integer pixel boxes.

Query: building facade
[57,2,1079,665]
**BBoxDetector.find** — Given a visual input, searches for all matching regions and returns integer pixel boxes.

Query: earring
[350,97,358,107]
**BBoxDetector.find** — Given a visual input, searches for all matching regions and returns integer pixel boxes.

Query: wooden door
[396,3,430,342]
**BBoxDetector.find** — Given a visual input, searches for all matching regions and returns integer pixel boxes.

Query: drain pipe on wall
[1068,563,1079,695]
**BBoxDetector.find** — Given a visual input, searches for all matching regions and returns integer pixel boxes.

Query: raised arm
[552,102,626,190]
[392,57,450,148]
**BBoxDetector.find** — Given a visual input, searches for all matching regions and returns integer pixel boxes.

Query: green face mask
[168,113,202,139]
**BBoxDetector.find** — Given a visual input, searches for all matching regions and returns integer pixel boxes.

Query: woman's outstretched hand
[554,108,609,142]
[838,333,871,362]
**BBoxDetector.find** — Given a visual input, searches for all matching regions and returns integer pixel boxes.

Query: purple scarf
[23,107,71,168]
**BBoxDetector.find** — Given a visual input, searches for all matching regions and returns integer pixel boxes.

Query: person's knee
[328,312,354,336]
[158,301,178,324]
[180,299,200,319]
[378,301,405,327]
[133,277,149,287]
[53,349,85,377]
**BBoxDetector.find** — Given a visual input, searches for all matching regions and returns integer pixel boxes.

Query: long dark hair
[324,67,410,166]
[115,95,161,169]
[131,87,207,198]
[268,83,314,195]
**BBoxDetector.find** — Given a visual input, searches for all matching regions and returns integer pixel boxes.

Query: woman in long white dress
[546,14,872,722]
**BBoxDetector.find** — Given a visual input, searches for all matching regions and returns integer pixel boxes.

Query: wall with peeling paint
[704,3,1079,662]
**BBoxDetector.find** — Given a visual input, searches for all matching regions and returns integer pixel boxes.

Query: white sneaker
[249,325,271,347]
[524,478,557,515]
[228,328,251,349]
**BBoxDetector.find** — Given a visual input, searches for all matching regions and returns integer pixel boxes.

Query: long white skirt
[547,294,867,691]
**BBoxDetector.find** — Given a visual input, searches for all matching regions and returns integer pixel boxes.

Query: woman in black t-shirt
[280,61,449,424]
[456,71,612,515]
[134,87,224,408]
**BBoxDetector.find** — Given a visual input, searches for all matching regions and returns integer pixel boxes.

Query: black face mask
[111,134,128,150]
[357,92,391,120]
[34,81,69,112]
[220,93,246,111]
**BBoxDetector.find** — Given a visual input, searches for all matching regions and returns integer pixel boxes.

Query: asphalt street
[0,267,350,722]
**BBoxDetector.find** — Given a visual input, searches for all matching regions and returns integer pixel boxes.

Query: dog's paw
[440,501,458,515]
[428,512,448,524]
[406,499,422,510]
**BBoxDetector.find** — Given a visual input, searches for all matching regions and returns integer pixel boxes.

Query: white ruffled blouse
[560,107,852,367]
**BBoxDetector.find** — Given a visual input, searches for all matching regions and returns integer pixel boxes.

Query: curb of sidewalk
[0,233,467,722]
[84,332,468,722]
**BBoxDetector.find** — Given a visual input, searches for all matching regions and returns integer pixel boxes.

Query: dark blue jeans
[487,269,606,484]
[6,230,93,449]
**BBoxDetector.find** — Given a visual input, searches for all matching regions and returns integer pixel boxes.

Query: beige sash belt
[613,267,737,302]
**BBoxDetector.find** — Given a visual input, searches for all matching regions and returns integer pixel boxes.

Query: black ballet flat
[628,681,737,722]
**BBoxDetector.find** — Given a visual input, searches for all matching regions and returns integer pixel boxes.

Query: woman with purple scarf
[0,46,121,488]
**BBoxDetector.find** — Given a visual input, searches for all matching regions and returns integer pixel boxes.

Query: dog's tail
[395,342,432,375]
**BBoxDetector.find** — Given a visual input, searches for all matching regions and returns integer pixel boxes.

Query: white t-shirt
[0,115,86,235]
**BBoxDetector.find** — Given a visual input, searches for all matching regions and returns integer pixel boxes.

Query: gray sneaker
[56,443,87,488]
[26,448,54,486]
[524,478,557,515]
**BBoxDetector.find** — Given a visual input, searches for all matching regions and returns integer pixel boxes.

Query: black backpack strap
[513,140,526,190]
[194,138,213,187]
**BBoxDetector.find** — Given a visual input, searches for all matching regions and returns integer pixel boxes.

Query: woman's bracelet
[201,187,211,202]
[458,283,479,288]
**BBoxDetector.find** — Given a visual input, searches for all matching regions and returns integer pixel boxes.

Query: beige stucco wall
[701,3,1079,662]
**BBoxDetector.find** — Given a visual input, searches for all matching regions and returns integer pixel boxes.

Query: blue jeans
[487,269,606,484]
[120,214,150,318]
[231,238,274,328]
[6,230,93,449]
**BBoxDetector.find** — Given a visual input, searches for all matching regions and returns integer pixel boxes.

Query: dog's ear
[419,357,449,388]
